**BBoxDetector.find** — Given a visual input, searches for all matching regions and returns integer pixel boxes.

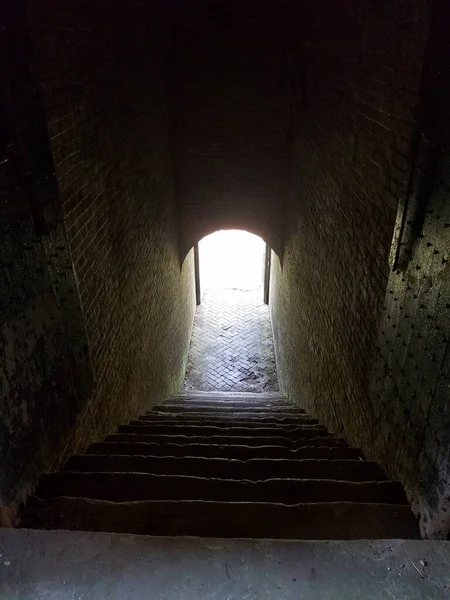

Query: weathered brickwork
[270,0,434,530]
[171,0,289,258]
[1,1,91,514]
[23,1,195,482]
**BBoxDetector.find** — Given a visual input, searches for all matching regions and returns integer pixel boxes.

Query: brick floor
[183,289,279,392]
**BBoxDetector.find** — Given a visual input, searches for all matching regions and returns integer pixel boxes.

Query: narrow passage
[183,288,279,392]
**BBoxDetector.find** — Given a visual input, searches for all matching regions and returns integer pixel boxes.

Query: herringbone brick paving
[183,289,279,392]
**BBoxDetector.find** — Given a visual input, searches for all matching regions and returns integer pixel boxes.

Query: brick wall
[1,1,91,515]
[21,0,195,488]
[171,0,290,258]
[270,0,435,532]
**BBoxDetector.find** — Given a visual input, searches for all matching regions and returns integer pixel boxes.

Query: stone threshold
[1,529,449,599]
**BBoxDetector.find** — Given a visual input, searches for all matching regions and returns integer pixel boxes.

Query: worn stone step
[172,392,288,402]
[64,455,387,481]
[119,424,329,438]
[161,402,296,412]
[5,530,449,599]
[169,393,288,399]
[163,398,294,409]
[167,392,290,401]
[130,417,320,430]
[105,433,339,448]
[88,441,362,460]
[139,413,315,425]
[150,405,305,415]
[24,497,420,539]
[36,472,407,504]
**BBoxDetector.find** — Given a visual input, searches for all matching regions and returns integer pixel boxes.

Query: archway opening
[184,230,278,393]
[199,229,266,294]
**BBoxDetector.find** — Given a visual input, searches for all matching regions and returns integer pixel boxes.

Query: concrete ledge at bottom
[1,529,450,600]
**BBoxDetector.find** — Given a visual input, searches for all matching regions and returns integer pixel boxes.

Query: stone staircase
[22,392,419,539]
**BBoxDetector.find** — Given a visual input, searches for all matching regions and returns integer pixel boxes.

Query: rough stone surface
[370,184,450,538]
[369,0,450,537]
[184,290,278,392]
[2,529,450,599]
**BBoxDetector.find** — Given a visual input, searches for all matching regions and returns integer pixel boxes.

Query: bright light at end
[199,230,265,291]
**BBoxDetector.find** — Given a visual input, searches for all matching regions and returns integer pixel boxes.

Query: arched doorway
[198,229,266,294]
[183,230,278,393]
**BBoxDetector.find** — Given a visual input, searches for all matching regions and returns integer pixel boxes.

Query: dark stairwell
[2,0,450,596]
[23,392,418,539]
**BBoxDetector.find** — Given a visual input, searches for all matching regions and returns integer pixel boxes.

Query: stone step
[105,433,340,448]
[139,413,315,425]
[118,424,329,439]
[36,472,407,504]
[3,530,448,599]
[88,441,362,460]
[130,418,320,429]
[150,405,305,415]
[23,497,420,539]
[164,396,293,406]
[162,401,296,411]
[172,391,288,401]
[64,455,387,481]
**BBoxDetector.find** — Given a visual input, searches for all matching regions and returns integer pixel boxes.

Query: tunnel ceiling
[170,0,290,261]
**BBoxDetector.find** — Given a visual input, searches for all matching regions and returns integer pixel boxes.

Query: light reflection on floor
[184,230,278,392]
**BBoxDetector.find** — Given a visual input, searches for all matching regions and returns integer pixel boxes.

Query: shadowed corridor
[1,0,450,596]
